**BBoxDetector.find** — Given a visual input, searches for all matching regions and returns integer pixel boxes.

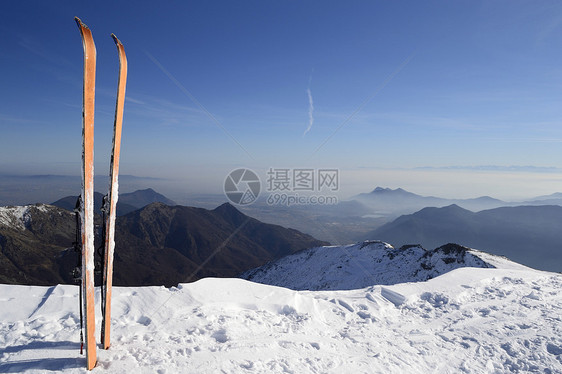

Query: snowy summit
[240,241,529,291]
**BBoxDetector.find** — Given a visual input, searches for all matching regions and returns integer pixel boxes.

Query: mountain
[0,204,77,285]
[0,202,327,286]
[354,187,438,205]
[520,197,562,207]
[1,251,560,372]
[114,202,326,285]
[365,204,562,272]
[51,188,175,216]
[118,188,176,208]
[241,241,527,290]
[352,187,506,216]
[530,192,562,200]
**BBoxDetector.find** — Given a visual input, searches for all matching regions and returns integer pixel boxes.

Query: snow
[0,205,31,230]
[241,241,530,291]
[0,204,56,231]
[1,266,561,373]
[82,192,95,276]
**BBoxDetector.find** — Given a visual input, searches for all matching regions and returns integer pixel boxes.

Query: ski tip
[74,17,90,30]
[111,33,123,46]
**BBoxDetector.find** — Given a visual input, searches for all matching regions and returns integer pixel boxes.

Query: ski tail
[101,32,128,350]
[75,16,97,371]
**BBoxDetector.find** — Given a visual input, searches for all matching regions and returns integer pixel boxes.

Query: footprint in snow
[420,292,449,308]
[357,311,373,321]
[212,329,228,343]
[546,343,562,355]
[137,316,152,326]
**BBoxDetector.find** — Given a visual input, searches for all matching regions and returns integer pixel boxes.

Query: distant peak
[371,187,393,193]
[213,202,244,215]
[414,204,473,218]
[420,204,464,212]
[119,188,176,208]
[444,203,461,209]
[213,203,249,225]
[370,187,410,195]
[128,188,159,195]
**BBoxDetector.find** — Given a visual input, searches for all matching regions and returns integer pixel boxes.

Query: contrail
[304,87,314,136]
[310,50,417,157]
[304,71,314,136]
[144,50,254,160]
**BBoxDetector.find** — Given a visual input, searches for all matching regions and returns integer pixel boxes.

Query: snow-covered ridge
[241,241,530,291]
[0,204,61,230]
[0,205,29,230]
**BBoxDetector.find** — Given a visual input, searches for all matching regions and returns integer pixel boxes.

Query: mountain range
[3,186,562,288]
[0,202,326,286]
[365,204,562,272]
[352,187,506,215]
[352,186,562,217]
[239,186,562,245]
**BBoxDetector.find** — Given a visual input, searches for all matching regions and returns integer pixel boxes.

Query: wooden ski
[75,16,97,371]
[101,33,127,350]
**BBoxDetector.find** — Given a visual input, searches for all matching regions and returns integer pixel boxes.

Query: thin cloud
[125,96,146,105]
[0,115,48,126]
[18,34,74,68]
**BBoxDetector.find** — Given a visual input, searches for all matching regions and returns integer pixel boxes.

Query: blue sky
[2,1,562,199]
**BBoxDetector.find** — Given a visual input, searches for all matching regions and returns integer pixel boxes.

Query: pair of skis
[75,17,127,370]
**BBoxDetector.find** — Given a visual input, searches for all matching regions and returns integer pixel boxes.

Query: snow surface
[0,204,56,231]
[1,266,561,373]
[0,205,31,230]
[241,241,530,291]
